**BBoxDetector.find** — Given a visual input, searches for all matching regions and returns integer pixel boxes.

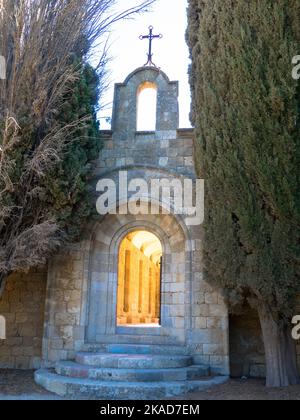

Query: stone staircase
[35,345,228,400]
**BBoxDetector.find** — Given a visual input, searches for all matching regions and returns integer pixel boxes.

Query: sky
[98,0,192,129]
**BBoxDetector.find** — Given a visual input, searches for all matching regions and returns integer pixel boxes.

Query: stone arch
[122,67,173,86]
[112,66,179,135]
[85,207,192,345]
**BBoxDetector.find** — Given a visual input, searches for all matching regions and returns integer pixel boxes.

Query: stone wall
[94,129,195,179]
[229,307,265,378]
[42,244,88,366]
[0,270,47,369]
[230,302,300,378]
[190,277,229,376]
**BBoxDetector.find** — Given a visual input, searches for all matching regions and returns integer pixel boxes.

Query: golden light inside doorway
[117,231,162,327]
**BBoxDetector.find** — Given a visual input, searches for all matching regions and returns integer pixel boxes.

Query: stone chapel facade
[39,66,230,397]
[1,66,298,398]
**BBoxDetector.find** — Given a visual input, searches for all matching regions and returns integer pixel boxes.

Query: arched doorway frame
[108,220,174,336]
[85,209,193,345]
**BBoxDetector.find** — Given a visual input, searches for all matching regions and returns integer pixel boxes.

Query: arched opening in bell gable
[136,82,157,132]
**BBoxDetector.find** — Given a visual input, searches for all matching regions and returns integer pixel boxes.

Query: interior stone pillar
[124,249,131,323]
[138,259,144,323]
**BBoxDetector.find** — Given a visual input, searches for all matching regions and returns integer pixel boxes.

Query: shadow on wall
[229,306,266,379]
[0,270,47,369]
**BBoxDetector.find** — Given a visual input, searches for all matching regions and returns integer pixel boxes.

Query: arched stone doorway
[85,206,191,345]
[117,230,162,327]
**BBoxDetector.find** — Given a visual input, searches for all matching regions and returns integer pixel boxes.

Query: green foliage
[187,0,300,319]
[0,58,102,252]
[42,59,102,240]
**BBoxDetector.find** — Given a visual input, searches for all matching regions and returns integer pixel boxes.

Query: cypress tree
[42,58,102,240]
[187,0,300,386]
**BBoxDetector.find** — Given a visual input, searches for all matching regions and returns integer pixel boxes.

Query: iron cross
[139,26,163,67]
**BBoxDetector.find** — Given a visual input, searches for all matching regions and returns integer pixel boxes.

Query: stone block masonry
[0,270,47,369]
[229,303,300,378]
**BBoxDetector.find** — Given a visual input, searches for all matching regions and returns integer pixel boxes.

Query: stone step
[105,344,188,355]
[84,334,183,346]
[55,361,210,382]
[35,369,229,400]
[75,353,193,369]
[82,343,188,356]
